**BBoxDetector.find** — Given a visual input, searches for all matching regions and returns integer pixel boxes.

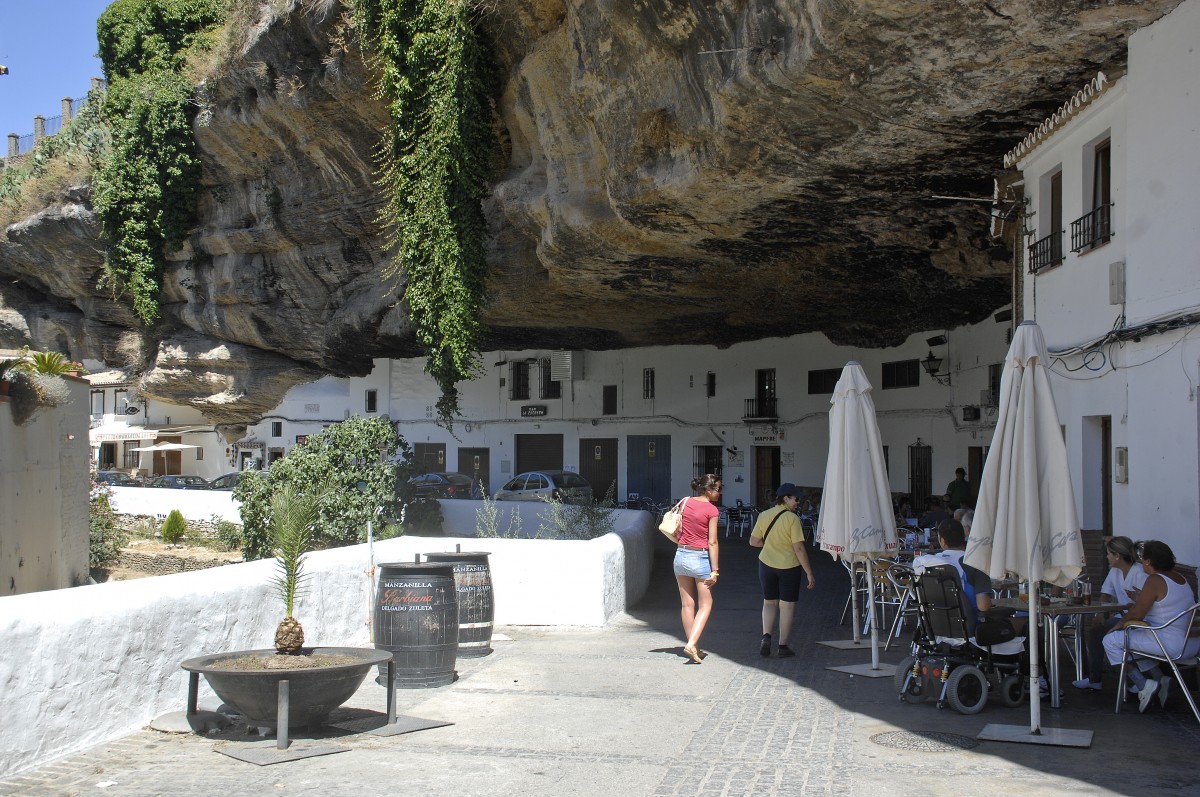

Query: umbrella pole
[367,518,376,644]
[1028,583,1042,734]
[867,564,881,669]
[850,561,862,644]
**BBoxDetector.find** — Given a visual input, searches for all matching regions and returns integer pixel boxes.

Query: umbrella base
[816,639,874,650]
[826,662,896,678]
[977,723,1092,748]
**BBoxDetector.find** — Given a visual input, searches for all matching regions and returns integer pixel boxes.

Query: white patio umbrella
[817,362,899,675]
[131,442,199,452]
[964,320,1086,746]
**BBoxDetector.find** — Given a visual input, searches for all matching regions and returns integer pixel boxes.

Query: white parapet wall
[0,504,655,779]
[106,485,240,521]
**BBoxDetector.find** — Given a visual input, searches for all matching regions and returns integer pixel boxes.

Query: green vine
[91,0,222,324]
[351,0,493,427]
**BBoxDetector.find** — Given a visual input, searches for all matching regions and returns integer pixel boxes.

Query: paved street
[4,534,1198,796]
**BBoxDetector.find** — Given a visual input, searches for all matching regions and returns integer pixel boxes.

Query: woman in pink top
[671,474,722,663]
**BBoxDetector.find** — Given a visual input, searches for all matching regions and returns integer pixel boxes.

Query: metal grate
[1028,231,1063,273]
[870,730,979,751]
[1070,203,1112,253]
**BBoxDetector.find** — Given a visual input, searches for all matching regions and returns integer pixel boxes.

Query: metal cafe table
[995,596,1130,709]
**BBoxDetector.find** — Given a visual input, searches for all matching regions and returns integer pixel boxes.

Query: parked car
[146,475,210,490]
[208,472,242,491]
[94,470,140,487]
[494,470,593,504]
[407,472,479,499]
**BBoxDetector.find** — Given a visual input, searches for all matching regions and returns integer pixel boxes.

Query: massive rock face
[0,0,1183,428]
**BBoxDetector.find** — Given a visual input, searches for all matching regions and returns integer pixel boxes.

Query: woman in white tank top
[1102,540,1199,712]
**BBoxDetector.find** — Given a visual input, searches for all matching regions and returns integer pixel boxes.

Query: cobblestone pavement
[5,535,1199,796]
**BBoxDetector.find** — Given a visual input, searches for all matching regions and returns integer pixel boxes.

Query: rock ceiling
[0,0,1183,428]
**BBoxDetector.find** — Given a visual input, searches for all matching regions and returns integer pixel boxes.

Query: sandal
[683,645,702,664]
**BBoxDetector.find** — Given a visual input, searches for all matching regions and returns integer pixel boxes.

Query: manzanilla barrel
[374,562,459,688]
[424,552,494,658]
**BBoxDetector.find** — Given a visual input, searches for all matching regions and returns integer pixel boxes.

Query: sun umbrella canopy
[818,362,898,563]
[964,321,1083,587]
[131,442,200,452]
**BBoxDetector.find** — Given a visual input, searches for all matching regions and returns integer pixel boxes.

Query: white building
[233,318,1012,516]
[1009,0,1200,563]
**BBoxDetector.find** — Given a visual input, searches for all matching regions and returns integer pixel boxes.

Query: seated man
[912,519,991,622]
[919,498,951,532]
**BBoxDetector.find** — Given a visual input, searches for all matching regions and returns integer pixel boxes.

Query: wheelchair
[895,565,1028,715]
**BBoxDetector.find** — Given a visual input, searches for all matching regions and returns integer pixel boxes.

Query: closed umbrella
[817,362,899,675]
[964,320,1088,746]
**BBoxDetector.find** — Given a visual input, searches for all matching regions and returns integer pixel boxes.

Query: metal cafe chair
[839,560,870,627]
[1114,602,1200,723]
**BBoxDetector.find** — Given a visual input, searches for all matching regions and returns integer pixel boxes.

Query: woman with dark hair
[673,474,722,663]
[750,483,816,657]
[1102,540,1199,711]
[1073,536,1147,690]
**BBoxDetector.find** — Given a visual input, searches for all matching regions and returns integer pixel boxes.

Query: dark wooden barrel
[374,562,458,688]
[424,552,494,658]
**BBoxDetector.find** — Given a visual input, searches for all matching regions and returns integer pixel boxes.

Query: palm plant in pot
[181,484,391,731]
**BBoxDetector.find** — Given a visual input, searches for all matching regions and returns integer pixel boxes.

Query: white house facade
[234,318,1013,516]
[1011,0,1200,564]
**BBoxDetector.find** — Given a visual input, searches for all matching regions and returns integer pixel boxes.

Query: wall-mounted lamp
[921,351,951,386]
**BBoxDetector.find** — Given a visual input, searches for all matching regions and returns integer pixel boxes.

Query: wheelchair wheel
[896,655,931,703]
[1000,673,1027,707]
[945,665,988,715]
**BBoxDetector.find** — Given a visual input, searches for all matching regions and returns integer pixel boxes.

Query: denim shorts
[673,547,713,579]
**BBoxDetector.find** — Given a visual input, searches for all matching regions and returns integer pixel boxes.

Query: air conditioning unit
[962,406,981,422]
[1115,446,1129,484]
[550,350,582,381]
[980,389,998,408]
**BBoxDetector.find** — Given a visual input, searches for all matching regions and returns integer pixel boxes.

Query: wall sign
[520,405,547,417]
[295,435,309,444]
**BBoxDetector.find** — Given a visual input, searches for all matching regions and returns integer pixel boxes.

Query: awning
[131,442,201,452]
[90,423,157,443]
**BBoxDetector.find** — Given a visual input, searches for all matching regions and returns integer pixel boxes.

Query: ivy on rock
[352,0,494,427]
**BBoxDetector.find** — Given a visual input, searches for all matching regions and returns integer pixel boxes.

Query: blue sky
[0,0,113,137]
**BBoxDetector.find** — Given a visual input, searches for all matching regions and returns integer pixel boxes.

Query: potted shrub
[180,484,390,732]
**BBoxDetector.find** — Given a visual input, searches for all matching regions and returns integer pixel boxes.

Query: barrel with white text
[424,552,494,658]
[374,562,459,688]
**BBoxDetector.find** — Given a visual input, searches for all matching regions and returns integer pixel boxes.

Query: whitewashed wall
[107,485,240,521]
[1,376,91,595]
[1016,0,1200,563]
[0,506,654,779]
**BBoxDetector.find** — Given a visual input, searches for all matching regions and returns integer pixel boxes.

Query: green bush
[161,509,187,543]
[89,485,128,569]
[537,484,618,540]
[401,498,442,535]
[234,416,415,560]
[211,514,243,552]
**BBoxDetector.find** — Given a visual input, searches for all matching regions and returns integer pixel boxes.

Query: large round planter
[181,647,391,729]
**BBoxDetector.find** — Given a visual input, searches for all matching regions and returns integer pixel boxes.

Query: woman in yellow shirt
[750,483,816,657]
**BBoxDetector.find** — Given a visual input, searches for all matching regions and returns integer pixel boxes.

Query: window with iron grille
[643,368,655,399]
[365,389,378,413]
[1029,168,1064,273]
[602,385,617,415]
[693,446,723,480]
[1071,137,1112,253]
[882,359,920,389]
[706,372,716,397]
[540,360,561,399]
[510,362,530,400]
[271,421,282,437]
[808,368,841,394]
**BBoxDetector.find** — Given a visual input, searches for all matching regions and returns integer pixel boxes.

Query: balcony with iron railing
[742,397,778,422]
[1070,203,1112,253]
[1027,231,1064,274]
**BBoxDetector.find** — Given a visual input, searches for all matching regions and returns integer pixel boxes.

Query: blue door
[627,435,672,505]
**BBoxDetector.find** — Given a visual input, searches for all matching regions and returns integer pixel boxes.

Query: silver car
[494,470,593,504]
